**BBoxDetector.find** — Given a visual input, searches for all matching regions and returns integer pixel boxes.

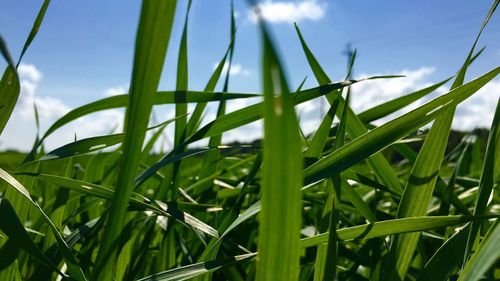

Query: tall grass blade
[294,23,403,195]
[0,198,66,278]
[458,221,500,281]
[16,0,51,66]
[256,14,303,281]
[389,2,498,277]
[464,98,500,262]
[0,168,87,281]
[137,253,256,281]
[95,1,177,278]
[300,215,495,248]
[303,67,499,185]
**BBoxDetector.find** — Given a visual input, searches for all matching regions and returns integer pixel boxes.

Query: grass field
[0,1,499,280]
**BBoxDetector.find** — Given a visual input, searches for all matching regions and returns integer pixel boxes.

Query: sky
[0,0,499,151]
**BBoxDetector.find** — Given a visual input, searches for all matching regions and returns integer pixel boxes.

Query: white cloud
[0,64,125,151]
[213,62,252,77]
[248,0,326,24]
[18,64,42,82]
[104,84,129,97]
[17,64,71,121]
[453,79,500,130]
[1,64,497,152]
[299,67,500,135]
[350,67,436,114]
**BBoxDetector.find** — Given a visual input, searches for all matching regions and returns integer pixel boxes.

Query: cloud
[349,67,436,114]
[1,64,497,152]
[213,62,252,76]
[0,64,125,151]
[248,0,326,24]
[298,67,500,135]
[104,84,129,97]
[17,64,71,121]
[452,79,500,130]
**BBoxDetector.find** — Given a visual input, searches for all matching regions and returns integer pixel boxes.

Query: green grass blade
[174,0,192,147]
[323,91,350,281]
[256,20,303,281]
[136,253,256,281]
[0,67,20,136]
[96,1,177,278]
[38,115,181,160]
[185,37,233,138]
[304,97,340,160]
[303,67,499,185]
[23,90,259,163]
[0,168,87,281]
[458,221,500,281]
[0,198,66,278]
[417,225,469,281]
[16,0,51,66]
[0,36,16,69]
[300,215,494,248]
[187,80,364,143]
[294,22,403,195]
[358,77,451,124]
[390,2,498,277]
[464,98,500,262]
[21,172,219,238]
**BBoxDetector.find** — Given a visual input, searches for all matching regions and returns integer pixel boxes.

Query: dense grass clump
[0,1,499,280]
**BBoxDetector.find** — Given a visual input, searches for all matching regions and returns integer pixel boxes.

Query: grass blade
[0,198,66,278]
[300,215,495,248]
[256,16,303,281]
[16,0,51,66]
[95,1,177,278]
[295,22,403,195]
[463,99,499,263]
[0,168,87,281]
[389,2,498,277]
[0,67,20,136]
[303,67,499,185]
[136,253,256,281]
[458,221,500,281]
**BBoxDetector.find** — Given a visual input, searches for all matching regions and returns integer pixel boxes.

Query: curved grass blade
[417,225,469,281]
[300,215,495,249]
[95,1,177,279]
[464,99,500,263]
[185,41,231,137]
[22,91,259,163]
[357,77,452,124]
[303,67,499,185]
[0,67,20,136]
[0,198,67,278]
[187,79,367,143]
[0,36,16,69]
[390,2,498,277]
[294,22,403,195]
[39,115,182,160]
[323,91,350,281]
[458,221,500,281]
[0,168,87,281]
[20,172,219,238]
[136,253,256,281]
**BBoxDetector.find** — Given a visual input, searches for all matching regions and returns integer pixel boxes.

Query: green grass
[0,1,499,280]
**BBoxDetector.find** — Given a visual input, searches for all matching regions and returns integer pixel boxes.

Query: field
[0,1,499,280]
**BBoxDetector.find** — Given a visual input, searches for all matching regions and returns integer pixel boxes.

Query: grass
[0,1,499,280]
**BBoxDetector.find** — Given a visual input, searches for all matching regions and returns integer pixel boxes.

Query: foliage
[0,1,499,280]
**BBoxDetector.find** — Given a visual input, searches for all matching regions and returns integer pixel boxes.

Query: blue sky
[0,0,499,151]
